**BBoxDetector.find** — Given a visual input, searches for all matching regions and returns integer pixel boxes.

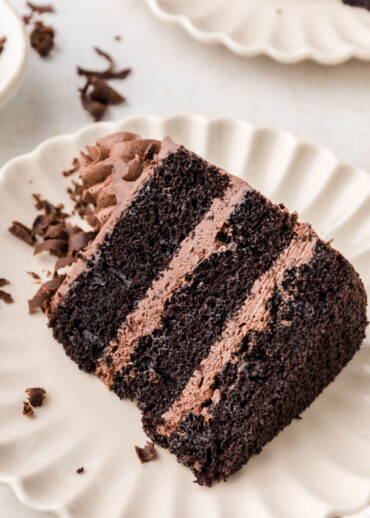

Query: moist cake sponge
[49,133,367,486]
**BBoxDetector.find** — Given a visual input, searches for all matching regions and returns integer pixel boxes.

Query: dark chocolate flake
[76,467,84,474]
[0,36,6,54]
[32,214,50,235]
[0,290,13,304]
[54,255,76,273]
[77,47,131,80]
[68,231,96,255]
[62,157,80,177]
[27,271,41,280]
[28,275,65,314]
[23,401,34,417]
[135,442,157,463]
[34,238,68,258]
[80,82,107,122]
[89,76,125,105]
[27,2,54,14]
[30,21,55,57]
[9,221,36,246]
[26,387,46,407]
[0,278,9,287]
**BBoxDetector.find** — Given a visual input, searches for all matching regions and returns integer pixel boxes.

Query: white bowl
[0,0,28,110]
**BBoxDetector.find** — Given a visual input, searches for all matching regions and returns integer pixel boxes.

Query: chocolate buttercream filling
[157,223,318,437]
[96,176,252,386]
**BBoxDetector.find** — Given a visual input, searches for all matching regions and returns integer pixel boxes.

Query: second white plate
[0,115,369,518]
[144,0,370,64]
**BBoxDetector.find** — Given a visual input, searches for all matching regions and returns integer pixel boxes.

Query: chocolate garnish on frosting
[79,132,160,228]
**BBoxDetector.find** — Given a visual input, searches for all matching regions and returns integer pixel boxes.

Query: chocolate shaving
[89,76,125,105]
[77,47,131,80]
[80,81,107,122]
[0,36,6,54]
[67,180,95,223]
[54,255,76,273]
[27,271,41,280]
[28,275,65,314]
[23,401,34,417]
[0,290,13,304]
[27,2,54,14]
[26,387,46,407]
[33,194,67,217]
[62,157,79,177]
[30,21,55,57]
[0,278,9,287]
[68,231,97,255]
[43,223,69,241]
[32,214,50,235]
[8,221,36,246]
[76,467,84,474]
[34,238,68,258]
[135,442,157,463]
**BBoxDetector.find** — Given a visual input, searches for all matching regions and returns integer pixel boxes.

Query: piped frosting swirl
[79,132,160,227]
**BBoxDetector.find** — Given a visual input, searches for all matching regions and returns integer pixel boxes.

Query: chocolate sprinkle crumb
[0,290,13,304]
[0,278,9,287]
[135,441,157,463]
[26,387,46,407]
[30,21,55,57]
[0,36,6,54]
[27,271,41,280]
[23,401,34,417]
[62,158,80,177]
[76,467,84,474]
[8,221,36,246]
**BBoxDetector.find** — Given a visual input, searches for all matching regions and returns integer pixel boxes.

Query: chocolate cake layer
[49,139,230,372]
[49,134,368,486]
[104,190,297,415]
[163,240,367,485]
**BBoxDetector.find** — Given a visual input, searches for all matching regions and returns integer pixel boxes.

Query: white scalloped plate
[0,0,28,109]
[0,115,369,518]
[144,0,370,64]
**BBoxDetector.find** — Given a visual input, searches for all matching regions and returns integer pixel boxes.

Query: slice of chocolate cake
[49,132,367,486]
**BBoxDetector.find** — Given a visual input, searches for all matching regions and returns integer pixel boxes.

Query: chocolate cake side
[49,135,230,372]
[48,133,368,487]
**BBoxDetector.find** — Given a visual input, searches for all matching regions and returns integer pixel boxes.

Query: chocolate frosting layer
[79,132,160,227]
[158,223,318,437]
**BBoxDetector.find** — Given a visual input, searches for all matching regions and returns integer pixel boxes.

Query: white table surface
[0,0,369,516]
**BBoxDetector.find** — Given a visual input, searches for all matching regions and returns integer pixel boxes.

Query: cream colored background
[0,0,369,516]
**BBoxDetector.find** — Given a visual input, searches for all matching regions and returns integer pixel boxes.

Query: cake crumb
[26,387,46,407]
[76,467,84,474]
[135,441,157,463]
[30,21,55,57]
[0,36,6,54]
[27,271,41,281]
[0,290,13,304]
[23,401,34,417]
